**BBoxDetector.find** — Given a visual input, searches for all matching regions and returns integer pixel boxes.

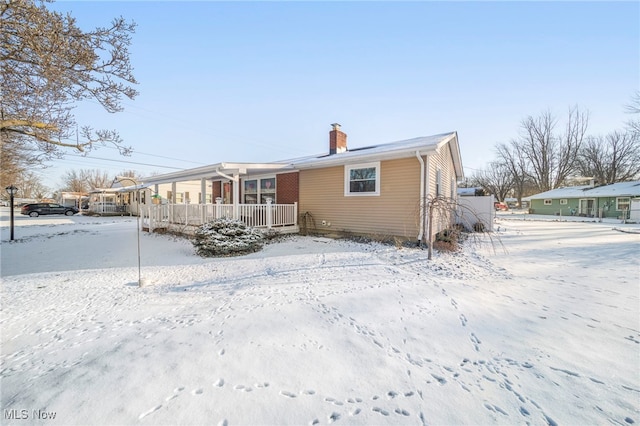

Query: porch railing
[88,202,130,215]
[142,202,298,232]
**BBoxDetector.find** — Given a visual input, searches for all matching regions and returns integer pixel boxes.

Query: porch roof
[140,162,295,186]
[89,183,152,194]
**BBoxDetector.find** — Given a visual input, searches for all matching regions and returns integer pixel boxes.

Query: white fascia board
[140,164,223,185]
[219,162,293,170]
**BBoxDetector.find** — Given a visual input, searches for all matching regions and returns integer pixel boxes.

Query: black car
[20,203,79,217]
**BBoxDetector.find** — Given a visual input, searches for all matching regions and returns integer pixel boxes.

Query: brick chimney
[329,123,347,154]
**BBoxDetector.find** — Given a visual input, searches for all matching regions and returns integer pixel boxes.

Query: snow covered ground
[1,207,639,425]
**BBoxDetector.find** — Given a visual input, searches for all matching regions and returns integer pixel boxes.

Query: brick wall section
[277,172,299,204]
[212,181,222,200]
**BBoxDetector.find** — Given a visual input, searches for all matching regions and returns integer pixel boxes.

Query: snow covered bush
[192,218,264,257]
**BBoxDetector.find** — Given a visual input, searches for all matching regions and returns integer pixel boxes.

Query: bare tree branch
[1,0,138,177]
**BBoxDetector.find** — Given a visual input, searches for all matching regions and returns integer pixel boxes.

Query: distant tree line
[468,94,640,205]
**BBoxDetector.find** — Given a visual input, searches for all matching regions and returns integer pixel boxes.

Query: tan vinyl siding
[427,145,457,236]
[299,157,422,240]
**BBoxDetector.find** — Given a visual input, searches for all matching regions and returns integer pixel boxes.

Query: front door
[579,199,596,217]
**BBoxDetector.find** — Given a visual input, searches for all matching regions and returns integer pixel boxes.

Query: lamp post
[5,185,18,241]
[114,177,142,287]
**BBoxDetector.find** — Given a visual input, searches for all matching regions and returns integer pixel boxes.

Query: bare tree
[515,107,588,192]
[14,171,49,199]
[626,91,640,137]
[83,169,112,190]
[496,141,530,207]
[471,162,513,202]
[60,168,113,192]
[61,170,88,193]
[577,131,640,184]
[424,195,503,260]
[1,0,138,171]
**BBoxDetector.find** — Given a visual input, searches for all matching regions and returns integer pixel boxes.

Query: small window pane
[349,167,376,193]
[617,197,630,210]
[350,167,376,180]
[244,180,257,193]
[261,178,275,191]
[350,180,376,193]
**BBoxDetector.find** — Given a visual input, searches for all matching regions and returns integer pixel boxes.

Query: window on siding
[435,169,442,196]
[544,199,552,205]
[176,192,184,203]
[560,199,568,205]
[345,162,380,196]
[616,197,630,211]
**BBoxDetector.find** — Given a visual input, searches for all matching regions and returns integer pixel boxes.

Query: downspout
[416,151,425,245]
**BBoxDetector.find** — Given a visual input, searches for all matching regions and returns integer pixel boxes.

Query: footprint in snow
[139,405,162,419]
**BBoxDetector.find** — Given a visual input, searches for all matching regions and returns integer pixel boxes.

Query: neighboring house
[131,125,464,243]
[58,192,88,209]
[528,180,640,219]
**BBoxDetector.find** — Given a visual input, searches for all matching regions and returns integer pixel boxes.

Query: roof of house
[529,181,640,199]
[287,132,462,177]
[139,131,463,186]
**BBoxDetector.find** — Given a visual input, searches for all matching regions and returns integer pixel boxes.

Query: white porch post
[233,173,240,220]
[215,197,222,219]
[200,178,207,204]
[266,198,273,229]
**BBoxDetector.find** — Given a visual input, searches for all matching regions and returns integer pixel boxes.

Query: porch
[140,202,299,234]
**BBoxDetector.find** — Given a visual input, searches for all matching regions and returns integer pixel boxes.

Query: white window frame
[560,199,568,205]
[544,199,552,205]
[242,175,277,204]
[435,169,442,197]
[344,162,380,197]
[616,197,630,211]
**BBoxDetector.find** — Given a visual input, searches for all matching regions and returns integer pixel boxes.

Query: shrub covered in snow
[192,218,264,257]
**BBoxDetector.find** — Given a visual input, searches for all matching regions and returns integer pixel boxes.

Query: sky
[41,0,639,193]
[1,210,639,424]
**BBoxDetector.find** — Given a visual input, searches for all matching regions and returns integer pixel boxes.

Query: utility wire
[65,154,185,170]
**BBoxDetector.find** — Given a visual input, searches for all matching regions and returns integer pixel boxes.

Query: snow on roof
[140,131,463,184]
[529,181,640,199]
[287,131,463,179]
[289,132,457,168]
